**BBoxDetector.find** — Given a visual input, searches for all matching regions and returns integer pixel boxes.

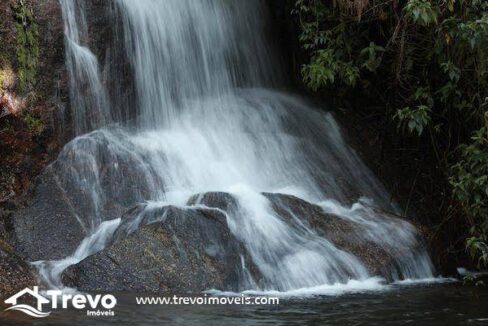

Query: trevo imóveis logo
[3,286,117,318]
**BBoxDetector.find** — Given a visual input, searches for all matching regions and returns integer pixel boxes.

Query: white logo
[4,286,50,318]
[4,286,117,318]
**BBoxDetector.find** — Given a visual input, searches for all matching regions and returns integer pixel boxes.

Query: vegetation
[12,0,39,92]
[451,127,488,267]
[1,0,50,205]
[23,110,43,135]
[291,0,488,269]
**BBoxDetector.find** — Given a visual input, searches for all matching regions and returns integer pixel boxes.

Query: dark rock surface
[263,193,398,275]
[13,167,88,261]
[62,191,424,293]
[63,204,254,293]
[187,191,238,211]
[0,239,37,298]
[12,128,162,261]
[192,191,404,276]
[0,0,67,270]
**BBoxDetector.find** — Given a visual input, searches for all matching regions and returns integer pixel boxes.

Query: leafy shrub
[292,0,488,267]
[451,128,488,267]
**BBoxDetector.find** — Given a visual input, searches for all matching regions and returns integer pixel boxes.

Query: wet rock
[263,193,424,278]
[13,167,88,261]
[12,128,162,261]
[190,191,401,276]
[63,204,253,293]
[63,191,429,292]
[187,191,238,211]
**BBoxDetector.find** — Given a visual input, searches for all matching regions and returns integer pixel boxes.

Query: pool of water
[2,282,487,325]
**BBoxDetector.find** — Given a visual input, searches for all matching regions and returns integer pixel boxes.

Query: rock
[63,204,254,293]
[263,193,397,275]
[12,128,162,261]
[187,191,238,211]
[190,191,403,276]
[0,0,71,296]
[1,0,67,263]
[193,192,425,279]
[62,191,428,293]
[13,166,88,261]
[0,239,37,298]
[32,0,66,98]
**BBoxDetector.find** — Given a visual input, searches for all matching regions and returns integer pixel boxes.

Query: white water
[207,277,456,298]
[34,218,121,290]
[59,0,110,135]
[36,0,435,293]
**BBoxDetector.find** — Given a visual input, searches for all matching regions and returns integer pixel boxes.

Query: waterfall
[115,0,280,128]
[59,0,110,135]
[35,0,435,293]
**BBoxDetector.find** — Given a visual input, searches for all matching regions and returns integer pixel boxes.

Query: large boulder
[63,204,256,293]
[193,192,413,278]
[12,128,163,261]
[62,191,429,293]
[263,193,398,276]
[13,166,88,261]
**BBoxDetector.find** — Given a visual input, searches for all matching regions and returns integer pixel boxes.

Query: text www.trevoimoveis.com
[136,295,279,306]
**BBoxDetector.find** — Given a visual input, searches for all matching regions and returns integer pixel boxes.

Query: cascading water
[34,0,435,294]
[59,0,110,135]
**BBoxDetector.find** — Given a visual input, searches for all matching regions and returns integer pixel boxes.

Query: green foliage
[405,0,438,26]
[302,50,338,90]
[342,62,360,86]
[12,0,39,92]
[394,105,431,136]
[395,87,435,135]
[463,274,485,286]
[450,128,488,267]
[360,42,384,73]
[293,0,488,267]
[294,1,379,90]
